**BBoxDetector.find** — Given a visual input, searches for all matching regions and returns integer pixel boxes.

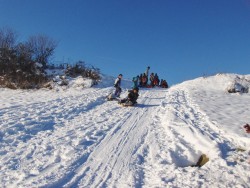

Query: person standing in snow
[141,73,148,87]
[154,73,160,86]
[144,66,150,86]
[132,75,139,89]
[145,66,150,78]
[113,74,123,97]
[150,73,155,87]
[139,74,143,87]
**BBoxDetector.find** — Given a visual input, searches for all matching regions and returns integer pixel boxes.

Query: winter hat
[134,87,139,92]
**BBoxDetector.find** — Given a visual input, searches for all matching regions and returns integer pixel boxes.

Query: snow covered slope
[0,74,249,187]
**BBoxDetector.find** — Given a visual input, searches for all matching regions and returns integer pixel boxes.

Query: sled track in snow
[161,88,239,165]
[0,88,110,143]
[37,97,133,187]
[1,87,127,187]
[140,88,250,187]
[48,90,165,188]
[176,89,237,161]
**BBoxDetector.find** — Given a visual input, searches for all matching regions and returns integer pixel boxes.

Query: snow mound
[68,76,95,88]
[226,75,250,93]
[178,73,250,93]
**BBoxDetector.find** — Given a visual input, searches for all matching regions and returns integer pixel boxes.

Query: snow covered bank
[0,73,249,187]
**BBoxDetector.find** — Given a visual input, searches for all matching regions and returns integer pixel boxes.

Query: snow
[0,73,249,188]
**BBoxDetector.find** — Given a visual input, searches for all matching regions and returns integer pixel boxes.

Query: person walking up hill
[114,74,123,97]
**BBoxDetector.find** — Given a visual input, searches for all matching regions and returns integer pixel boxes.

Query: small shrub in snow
[53,75,69,86]
[65,61,101,84]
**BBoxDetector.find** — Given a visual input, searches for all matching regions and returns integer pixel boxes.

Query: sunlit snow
[0,73,249,187]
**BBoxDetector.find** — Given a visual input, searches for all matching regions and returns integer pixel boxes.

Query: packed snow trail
[50,89,167,188]
[0,87,169,187]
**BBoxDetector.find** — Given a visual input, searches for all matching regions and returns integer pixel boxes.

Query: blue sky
[1,0,250,85]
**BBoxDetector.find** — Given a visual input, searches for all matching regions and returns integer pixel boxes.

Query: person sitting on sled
[160,79,169,88]
[119,87,139,106]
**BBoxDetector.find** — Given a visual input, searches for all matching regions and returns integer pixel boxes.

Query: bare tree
[0,28,18,64]
[0,27,18,49]
[27,35,57,68]
[15,42,32,63]
[0,28,59,89]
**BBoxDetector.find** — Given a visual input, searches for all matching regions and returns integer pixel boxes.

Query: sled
[119,101,137,107]
[107,97,120,101]
[120,103,136,107]
[107,93,120,101]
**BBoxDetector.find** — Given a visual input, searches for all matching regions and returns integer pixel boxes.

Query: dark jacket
[127,90,139,103]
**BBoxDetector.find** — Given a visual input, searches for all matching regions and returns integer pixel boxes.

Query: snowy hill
[0,74,249,187]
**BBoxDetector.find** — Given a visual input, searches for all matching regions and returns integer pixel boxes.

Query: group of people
[132,66,169,88]
[109,66,168,106]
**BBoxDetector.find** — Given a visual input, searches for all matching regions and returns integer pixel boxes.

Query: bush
[0,62,48,89]
[65,61,101,84]
[0,27,56,89]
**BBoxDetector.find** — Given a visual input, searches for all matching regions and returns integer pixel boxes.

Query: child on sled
[118,87,139,106]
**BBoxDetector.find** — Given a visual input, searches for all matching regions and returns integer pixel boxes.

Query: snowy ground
[0,74,249,188]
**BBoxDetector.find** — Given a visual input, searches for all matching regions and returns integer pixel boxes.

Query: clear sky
[1,0,250,85]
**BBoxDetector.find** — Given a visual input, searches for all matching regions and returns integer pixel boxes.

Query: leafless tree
[0,28,18,64]
[0,27,18,49]
[27,35,57,68]
[15,42,32,63]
